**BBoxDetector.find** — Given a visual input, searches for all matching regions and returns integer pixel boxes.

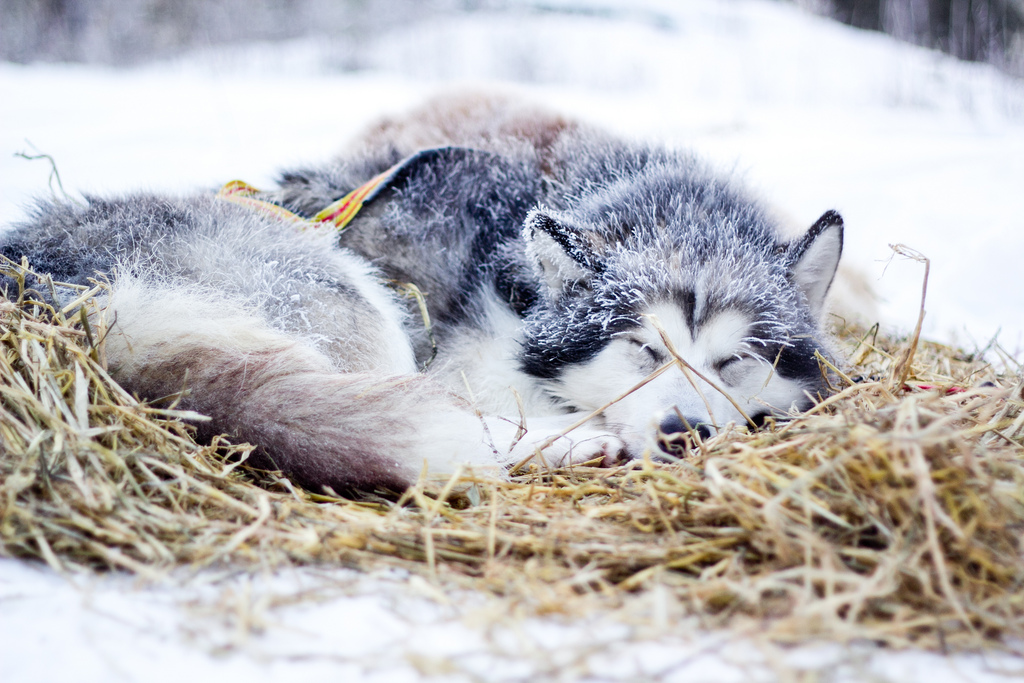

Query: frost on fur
[523,209,603,294]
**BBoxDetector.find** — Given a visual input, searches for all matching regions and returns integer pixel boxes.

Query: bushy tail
[101,281,507,494]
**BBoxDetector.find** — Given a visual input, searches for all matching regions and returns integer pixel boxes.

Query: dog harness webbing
[217,147,480,232]
[217,180,309,226]
[217,161,404,232]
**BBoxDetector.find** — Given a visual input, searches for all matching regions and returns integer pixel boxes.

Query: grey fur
[4,194,404,369]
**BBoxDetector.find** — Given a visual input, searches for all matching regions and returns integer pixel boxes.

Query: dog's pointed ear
[786,210,844,318]
[523,210,602,293]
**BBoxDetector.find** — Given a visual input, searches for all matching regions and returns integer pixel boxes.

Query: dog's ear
[523,210,602,294]
[787,210,844,318]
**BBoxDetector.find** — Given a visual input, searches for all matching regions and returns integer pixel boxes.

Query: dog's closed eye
[626,337,667,365]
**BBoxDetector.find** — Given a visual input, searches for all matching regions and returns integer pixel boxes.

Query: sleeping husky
[1,94,842,494]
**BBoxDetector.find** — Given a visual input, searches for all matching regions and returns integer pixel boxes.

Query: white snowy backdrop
[1,0,1023,681]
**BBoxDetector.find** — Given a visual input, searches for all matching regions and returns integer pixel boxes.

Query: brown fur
[350,92,587,175]
[114,336,489,494]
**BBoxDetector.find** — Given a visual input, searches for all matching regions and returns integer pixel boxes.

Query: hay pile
[1,259,1022,650]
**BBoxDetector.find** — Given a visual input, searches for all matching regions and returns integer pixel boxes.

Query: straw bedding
[1,257,1022,650]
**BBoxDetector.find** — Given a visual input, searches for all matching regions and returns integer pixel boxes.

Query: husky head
[519,157,843,457]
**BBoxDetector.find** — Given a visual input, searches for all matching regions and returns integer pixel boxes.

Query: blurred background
[1,0,1023,355]
[2,0,1023,76]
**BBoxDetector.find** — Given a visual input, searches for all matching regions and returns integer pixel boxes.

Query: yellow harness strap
[311,165,398,227]
[218,162,404,232]
[217,180,308,226]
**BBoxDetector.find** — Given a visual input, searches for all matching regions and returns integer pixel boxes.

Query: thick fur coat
[1,94,844,494]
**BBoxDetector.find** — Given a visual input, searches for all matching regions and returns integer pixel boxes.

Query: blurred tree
[806,0,1024,75]
[829,0,883,29]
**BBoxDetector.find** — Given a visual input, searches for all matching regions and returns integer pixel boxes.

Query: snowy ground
[3,556,1024,683]
[2,0,1023,680]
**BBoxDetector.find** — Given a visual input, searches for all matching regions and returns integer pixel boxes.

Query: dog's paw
[538,429,629,467]
[483,414,629,469]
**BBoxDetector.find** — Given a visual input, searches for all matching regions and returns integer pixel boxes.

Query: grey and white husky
[1,94,843,494]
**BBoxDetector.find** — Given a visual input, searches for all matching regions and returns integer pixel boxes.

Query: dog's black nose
[658,413,712,441]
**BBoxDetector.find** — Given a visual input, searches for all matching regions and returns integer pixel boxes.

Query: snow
[4,557,1024,682]
[2,0,1023,680]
